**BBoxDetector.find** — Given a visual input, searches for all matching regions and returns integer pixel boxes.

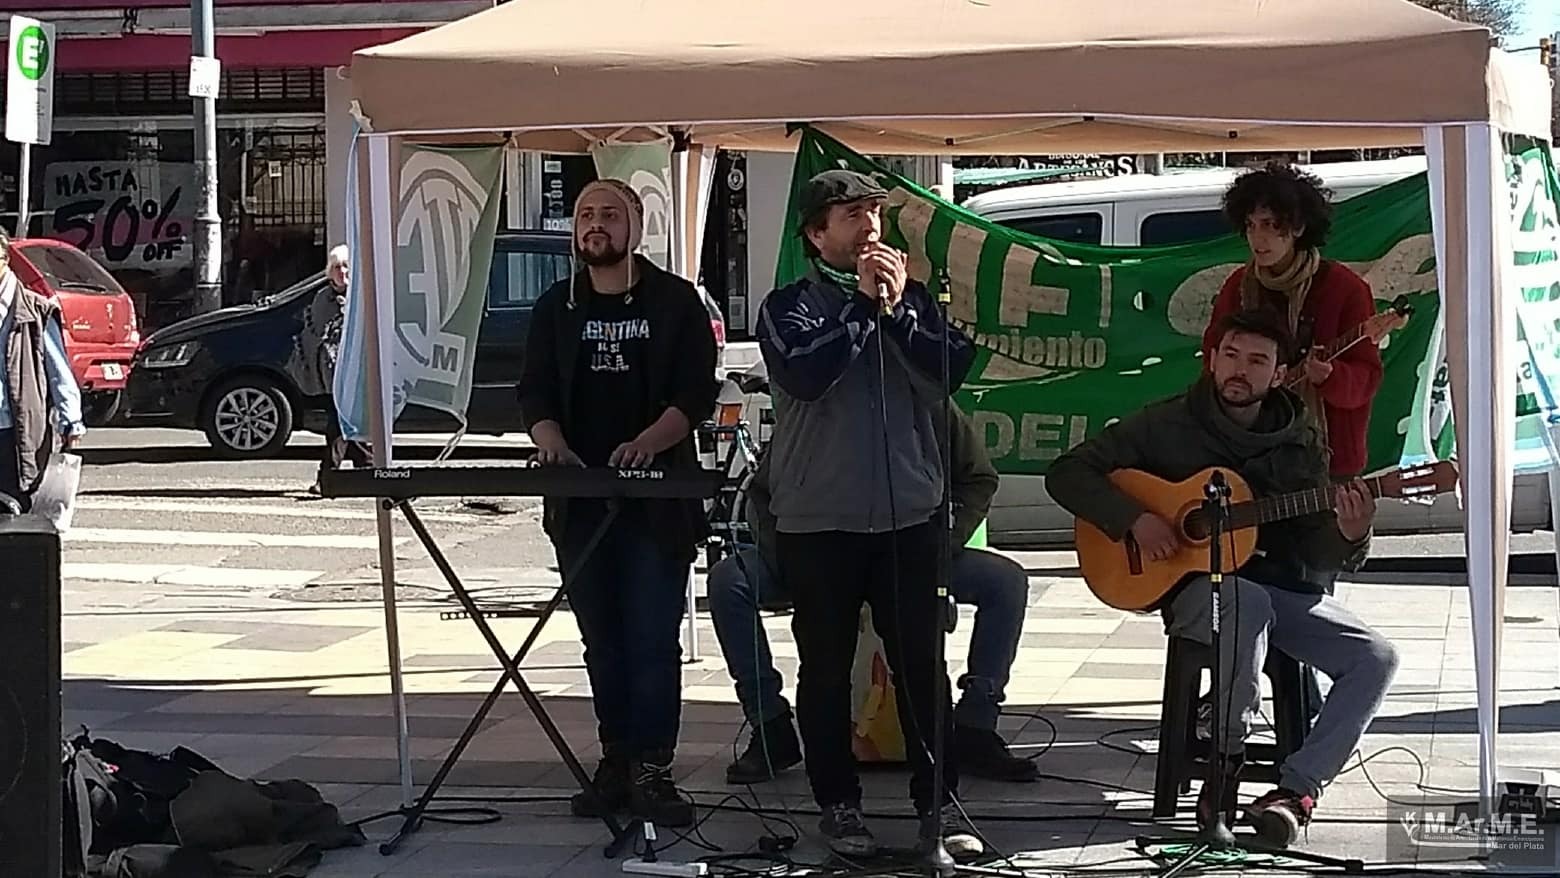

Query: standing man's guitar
[1285,295,1414,389]
[1075,461,1458,611]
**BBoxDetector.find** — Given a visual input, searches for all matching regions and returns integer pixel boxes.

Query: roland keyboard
[319,463,726,501]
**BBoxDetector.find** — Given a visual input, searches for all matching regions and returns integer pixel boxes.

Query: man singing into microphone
[756,170,979,859]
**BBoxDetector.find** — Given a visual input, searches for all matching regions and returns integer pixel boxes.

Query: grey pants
[1165,576,1400,799]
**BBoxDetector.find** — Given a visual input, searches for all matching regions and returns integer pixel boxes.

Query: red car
[7,239,141,424]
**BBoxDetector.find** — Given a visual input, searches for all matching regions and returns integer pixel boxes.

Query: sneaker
[727,714,803,784]
[571,749,632,818]
[1195,756,1243,831]
[819,802,877,858]
[921,803,984,862]
[1195,696,1213,741]
[1246,787,1314,849]
[630,752,694,828]
[955,725,1038,782]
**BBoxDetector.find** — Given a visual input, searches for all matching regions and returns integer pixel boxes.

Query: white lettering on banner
[974,410,1090,462]
[999,246,1069,325]
[41,162,193,270]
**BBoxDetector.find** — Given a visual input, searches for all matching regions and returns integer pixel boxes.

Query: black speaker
[0,515,62,878]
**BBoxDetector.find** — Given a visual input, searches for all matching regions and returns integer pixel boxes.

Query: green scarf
[814,259,860,293]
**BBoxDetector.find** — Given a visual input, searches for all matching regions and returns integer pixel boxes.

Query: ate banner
[778,127,1441,475]
[336,142,505,445]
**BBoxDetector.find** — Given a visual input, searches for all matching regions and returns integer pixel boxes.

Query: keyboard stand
[376,496,628,857]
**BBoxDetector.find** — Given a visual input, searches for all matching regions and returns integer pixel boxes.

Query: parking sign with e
[6,15,56,145]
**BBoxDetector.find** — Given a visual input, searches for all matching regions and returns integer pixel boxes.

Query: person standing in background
[306,245,368,495]
[0,227,86,511]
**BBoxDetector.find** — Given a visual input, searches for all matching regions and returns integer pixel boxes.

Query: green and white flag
[590,140,675,269]
[1505,137,1560,468]
[389,144,505,426]
[779,128,1441,475]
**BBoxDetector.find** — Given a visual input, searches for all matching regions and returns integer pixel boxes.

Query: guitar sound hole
[1182,509,1209,541]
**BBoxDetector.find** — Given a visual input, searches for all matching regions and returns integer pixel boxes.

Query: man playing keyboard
[518,179,718,828]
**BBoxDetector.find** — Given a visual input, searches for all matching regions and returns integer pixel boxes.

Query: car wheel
[202,375,294,459]
[83,390,122,427]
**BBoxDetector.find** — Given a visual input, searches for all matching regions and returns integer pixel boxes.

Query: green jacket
[1045,376,1369,593]
[745,406,998,570]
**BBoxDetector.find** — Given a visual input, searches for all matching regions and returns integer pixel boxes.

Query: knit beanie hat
[574,178,645,256]
[569,178,645,308]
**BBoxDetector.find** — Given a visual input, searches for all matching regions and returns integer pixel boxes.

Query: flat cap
[797,169,888,226]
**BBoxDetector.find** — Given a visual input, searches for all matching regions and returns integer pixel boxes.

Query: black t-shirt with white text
[571,291,652,467]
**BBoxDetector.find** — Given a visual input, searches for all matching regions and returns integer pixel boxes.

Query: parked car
[6,238,141,425]
[124,231,729,458]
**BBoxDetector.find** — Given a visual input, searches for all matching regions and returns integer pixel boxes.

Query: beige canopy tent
[343,0,1554,818]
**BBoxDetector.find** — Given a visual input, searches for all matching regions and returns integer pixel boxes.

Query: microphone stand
[841,270,1023,878]
[1136,472,1361,876]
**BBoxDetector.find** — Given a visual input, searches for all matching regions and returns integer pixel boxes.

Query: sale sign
[41,161,193,271]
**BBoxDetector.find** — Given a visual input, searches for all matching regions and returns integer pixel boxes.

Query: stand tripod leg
[379,502,623,855]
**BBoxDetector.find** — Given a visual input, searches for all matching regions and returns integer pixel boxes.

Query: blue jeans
[707,546,1028,732]
[556,503,690,754]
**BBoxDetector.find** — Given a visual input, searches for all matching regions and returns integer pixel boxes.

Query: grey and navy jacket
[755,266,974,535]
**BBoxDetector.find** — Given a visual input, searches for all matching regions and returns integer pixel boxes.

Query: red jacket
[1202,260,1383,476]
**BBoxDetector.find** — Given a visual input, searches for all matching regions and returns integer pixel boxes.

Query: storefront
[1,0,488,330]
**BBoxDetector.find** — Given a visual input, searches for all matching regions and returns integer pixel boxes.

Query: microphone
[878,281,892,315]
[1204,470,1230,500]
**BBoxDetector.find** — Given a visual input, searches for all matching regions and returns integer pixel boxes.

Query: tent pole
[361,132,415,806]
[1442,123,1512,823]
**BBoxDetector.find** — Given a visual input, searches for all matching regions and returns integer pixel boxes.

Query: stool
[1151,636,1315,818]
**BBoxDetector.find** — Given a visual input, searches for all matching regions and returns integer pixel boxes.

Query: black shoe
[726,714,802,784]
[819,802,877,858]
[920,803,984,862]
[630,751,694,828]
[1195,755,1244,831]
[955,725,1038,782]
[571,748,632,818]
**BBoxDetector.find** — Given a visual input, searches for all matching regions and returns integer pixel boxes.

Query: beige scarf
[1240,248,1327,441]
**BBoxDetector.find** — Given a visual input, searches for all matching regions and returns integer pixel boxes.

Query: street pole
[16,143,30,235]
[191,0,222,313]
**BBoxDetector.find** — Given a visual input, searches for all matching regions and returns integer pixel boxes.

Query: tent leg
[359,131,414,806]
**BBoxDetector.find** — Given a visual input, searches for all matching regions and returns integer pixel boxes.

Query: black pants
[777,521,958,813]
[0,429,29,513]
[319,396,370,478]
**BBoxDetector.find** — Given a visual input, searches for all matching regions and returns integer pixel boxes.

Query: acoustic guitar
[1075,461,1459,612]
[1285,295,1414,390]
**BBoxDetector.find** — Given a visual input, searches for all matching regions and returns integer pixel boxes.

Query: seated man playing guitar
[1046,308,1400,849]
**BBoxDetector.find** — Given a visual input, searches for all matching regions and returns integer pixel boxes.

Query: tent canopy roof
[349,0,1548,153]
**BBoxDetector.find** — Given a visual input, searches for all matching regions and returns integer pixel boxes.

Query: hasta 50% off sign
[43,162,194,270]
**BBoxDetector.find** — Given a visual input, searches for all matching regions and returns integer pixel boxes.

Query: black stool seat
[1152,635,1315,818]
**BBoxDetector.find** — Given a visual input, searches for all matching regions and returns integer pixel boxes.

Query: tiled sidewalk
[62,565,1560,876]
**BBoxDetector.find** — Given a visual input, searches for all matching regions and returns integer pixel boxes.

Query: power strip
[622,858,708,878]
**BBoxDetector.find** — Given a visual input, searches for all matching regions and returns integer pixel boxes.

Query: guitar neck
[1223,476,1384,530]
[1320,324,1368,361]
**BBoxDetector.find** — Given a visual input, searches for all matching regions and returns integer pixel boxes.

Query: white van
[960,157,1553,545]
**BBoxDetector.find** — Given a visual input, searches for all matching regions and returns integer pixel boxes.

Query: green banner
[779,128,1441,475]
[1507,138,1560,468]
[391,144,505,426]
[590,139,675,269]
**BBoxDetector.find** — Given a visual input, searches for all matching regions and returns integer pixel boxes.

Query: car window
[997,212,1103,245]
[490,249,573,309]
[14,244,123,295]
[1139,209,1228,246]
